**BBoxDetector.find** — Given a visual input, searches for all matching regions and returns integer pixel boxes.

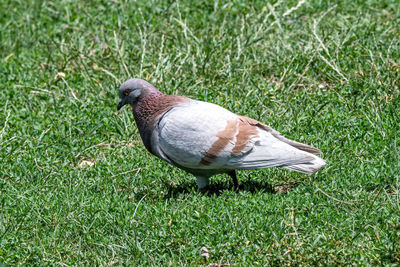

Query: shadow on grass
[164,179,302,199]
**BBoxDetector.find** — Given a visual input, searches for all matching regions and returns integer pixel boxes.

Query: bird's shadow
[164,178,302,199]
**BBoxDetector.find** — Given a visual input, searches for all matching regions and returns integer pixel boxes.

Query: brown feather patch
[231,116,260,156]
[200,119,237,165]
[236,115,322,155]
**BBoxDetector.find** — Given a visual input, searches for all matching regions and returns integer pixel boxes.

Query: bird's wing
[153,100,324,173]
[225,116,326,173]
[153,100,238,169]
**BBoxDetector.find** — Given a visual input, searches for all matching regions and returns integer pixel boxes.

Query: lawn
[1,0,399,265]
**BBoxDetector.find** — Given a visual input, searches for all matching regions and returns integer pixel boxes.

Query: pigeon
[117,78,326,189]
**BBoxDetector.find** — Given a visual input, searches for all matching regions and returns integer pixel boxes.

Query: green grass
[1,0,400,265]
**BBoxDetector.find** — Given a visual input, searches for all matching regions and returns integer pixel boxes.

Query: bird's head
[117,78,158,111]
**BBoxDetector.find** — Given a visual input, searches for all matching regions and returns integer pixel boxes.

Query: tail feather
[277,137,322,155]
[256,124,322,155]
[284,155,326,174]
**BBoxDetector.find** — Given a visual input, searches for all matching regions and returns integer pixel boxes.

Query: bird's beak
[117,100,124,111]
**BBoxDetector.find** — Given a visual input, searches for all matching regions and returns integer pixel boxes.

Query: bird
[117,78,326,190]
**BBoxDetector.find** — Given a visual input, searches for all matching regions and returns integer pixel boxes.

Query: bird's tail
[283,154,326,174]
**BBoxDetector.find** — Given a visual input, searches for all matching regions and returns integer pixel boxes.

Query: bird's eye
[124,89,130,96]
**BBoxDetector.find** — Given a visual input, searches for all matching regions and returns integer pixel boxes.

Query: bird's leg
[196,176,210,190]
[228,170,238,189]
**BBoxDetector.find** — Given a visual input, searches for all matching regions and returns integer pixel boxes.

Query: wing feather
[154,100,325,173]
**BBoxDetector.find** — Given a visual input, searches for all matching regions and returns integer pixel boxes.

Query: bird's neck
[133,92,189,127]
[133,90,166,120]
[131,92,189,152]
[131,92,164,153]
